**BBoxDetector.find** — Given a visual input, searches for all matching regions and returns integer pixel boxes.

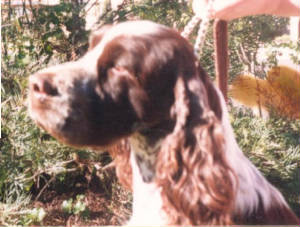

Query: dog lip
[32,92,48,103]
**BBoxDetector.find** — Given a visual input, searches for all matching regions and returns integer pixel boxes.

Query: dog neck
[129,120,174,183]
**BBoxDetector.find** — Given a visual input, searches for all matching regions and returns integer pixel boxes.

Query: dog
[28,20,299,225]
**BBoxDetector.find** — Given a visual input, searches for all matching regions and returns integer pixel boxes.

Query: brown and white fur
[28,20,299,226]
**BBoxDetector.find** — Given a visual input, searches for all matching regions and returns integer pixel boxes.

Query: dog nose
[29,73,58,96]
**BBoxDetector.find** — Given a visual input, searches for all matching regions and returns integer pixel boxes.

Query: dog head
[28,21,197,148]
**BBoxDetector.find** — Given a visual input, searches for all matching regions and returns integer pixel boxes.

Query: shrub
[230,107,300,213]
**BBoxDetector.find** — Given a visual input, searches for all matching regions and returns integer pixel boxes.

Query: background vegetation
[1,0,299,225]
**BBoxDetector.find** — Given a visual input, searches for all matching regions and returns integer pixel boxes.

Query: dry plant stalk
[229,66,300,119]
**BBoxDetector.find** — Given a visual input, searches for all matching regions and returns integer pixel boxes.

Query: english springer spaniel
[28,20,299,225]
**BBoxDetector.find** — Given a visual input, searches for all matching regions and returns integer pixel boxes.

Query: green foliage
[230,15,288,49]
[1,98,76,199]
[0,193,46,226]
[229,15,289,78]
[61,198,73,214]
[61,194,89,218]
[98,0,192,28]
[1,1,89,78]
[260,35,300,68]
[230,107,300,212]
[129,0,191,28]
[1,0,298,225]
[200,15,289,81]
[22,207,47,225]
[1,1,93,220]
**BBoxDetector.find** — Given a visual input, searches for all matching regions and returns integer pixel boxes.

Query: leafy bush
[1,2,99,225]
[230,107,300,212]
[97,0,192,27]
[1,2,88,70]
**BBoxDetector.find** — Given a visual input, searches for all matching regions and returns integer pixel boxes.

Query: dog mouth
[28,83,109,149]
[29,104,83,148]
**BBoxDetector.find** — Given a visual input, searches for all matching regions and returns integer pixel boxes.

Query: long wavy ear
[109,139,132,191]
[156,70,236,225]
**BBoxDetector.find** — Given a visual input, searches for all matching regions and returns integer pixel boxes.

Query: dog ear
[100,66,152,125]
[88,25,112,50]
[109,139,132,191]
[156,73,236,225]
